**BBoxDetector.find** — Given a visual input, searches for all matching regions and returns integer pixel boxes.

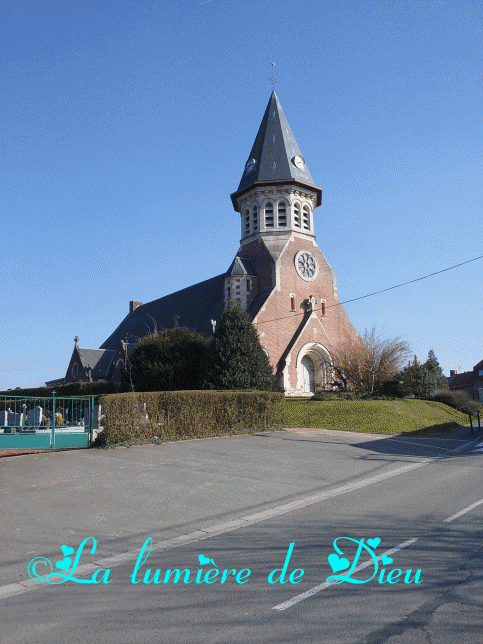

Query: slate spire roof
[236,91,318,193]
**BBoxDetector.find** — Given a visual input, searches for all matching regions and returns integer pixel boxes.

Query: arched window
[294,203,301,228]
[243,208,250,235]
[252,205,258,232]
[116,359,124,371]
[302,205,310,230]
[277,201,287,227]
[265,202,274,227]
[72,362,78,379]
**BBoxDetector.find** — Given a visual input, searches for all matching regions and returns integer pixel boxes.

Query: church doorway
[295,342,332,396]
[301,356,316,393]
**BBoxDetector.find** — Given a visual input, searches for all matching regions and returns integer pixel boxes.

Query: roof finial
[269,61,277,91]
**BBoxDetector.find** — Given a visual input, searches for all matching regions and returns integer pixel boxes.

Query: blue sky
[1,0,481,390]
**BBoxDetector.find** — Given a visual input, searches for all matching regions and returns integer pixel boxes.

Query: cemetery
[0,393,96,449]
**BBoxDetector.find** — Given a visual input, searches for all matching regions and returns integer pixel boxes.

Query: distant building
[57,91,360,395]
[448,360,483,403]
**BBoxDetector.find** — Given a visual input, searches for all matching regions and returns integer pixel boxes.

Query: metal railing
[0,392,94,449]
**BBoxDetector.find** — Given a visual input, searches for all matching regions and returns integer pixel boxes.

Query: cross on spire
[269,61,277,90]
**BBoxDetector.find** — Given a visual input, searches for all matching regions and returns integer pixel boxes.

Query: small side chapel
[59,91,359,396]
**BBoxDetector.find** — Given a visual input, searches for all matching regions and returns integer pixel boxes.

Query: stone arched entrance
[296,343,332,395]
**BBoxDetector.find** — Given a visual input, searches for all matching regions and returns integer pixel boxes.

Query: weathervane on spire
[269,61,277,90]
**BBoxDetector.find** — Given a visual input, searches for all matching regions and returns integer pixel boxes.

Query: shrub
[428,389,481,415]
[95,390,284,447]
[126,327,212,392]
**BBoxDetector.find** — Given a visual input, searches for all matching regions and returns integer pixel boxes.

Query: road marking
[444,499,483,523]
[272,538,419,611]
[0,460,428,600]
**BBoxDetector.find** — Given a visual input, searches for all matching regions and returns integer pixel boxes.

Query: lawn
[283,398,470,434]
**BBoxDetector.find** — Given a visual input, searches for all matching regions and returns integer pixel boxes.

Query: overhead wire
[253,254,483,325]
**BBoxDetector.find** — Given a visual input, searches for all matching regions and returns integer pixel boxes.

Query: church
[57,91,359,396]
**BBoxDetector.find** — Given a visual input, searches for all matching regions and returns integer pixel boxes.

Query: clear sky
[1,0,481,390]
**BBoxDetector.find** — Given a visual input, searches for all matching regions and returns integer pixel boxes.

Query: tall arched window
[302,205,310,230]
[252,205,258,232]
[243,208,250,235]
[294,203,301,228]
[277,201,287,227]
[265,202,274,227]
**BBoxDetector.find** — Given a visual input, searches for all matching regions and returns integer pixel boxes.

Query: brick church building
[58,91,359,396]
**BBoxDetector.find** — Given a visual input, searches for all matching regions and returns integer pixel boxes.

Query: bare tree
[332,326,412,394]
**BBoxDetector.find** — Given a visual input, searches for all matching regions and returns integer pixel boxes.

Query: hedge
[95,390,284,447]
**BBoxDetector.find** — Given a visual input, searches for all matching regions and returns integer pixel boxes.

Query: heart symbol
[367,538,381,549]
[381,554,393,566]
[61,545,74,557]
[198,554,211,566]
[55,557,72,571]
[328,553,350,573]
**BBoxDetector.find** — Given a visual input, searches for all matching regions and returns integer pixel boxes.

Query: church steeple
[231,92,322,242]
[236,91,318,193]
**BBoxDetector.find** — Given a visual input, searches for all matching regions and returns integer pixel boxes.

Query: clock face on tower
[245,158,257,174]
[295,250,319,281]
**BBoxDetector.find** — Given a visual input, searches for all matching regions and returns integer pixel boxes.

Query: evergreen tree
[401,350,447,397]
[125,327,212,392]
[424,349,447,390]
[207,303,278,390]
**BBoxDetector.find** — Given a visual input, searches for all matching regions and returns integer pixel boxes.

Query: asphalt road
[1,427,482,643]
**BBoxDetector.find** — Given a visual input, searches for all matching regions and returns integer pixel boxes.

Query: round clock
[245,158,257,173]
[292,155,305,169]
[295,250,319,281]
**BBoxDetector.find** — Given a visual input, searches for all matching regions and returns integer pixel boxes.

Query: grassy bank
[283,398,470,434]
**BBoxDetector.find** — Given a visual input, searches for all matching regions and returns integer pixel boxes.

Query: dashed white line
[272,538,419,611]
[444,499,483,523]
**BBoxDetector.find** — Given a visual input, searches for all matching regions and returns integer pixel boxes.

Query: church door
[301,356,316,394]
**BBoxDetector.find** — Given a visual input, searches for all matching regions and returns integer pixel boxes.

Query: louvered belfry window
[244,209,250,235]
[252,205,258,232]
[302,205,310,230]
[265,202,274,227]
[294,203,301,228]
[278,201,287,227]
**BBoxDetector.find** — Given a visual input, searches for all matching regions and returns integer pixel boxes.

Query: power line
[254,254,483,326]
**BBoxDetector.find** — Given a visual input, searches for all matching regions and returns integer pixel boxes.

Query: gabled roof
[234,91,320,195]
[77,348,115,378]
[226,257,258,277]
[99,267,275,352]
[100,274,228,351]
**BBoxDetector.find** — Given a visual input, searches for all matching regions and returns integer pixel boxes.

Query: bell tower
[230,91,322,245]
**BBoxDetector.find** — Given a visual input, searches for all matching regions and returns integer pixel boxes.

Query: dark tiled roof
[473,359,483,370]
[100,274,228,351]
[227,257,258,277]
[449,371,477,388]
[236,91,317,192]
[77,348,115,378]
[247,290,272,318]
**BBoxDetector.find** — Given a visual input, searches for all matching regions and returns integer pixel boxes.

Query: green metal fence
[0,392,94,450]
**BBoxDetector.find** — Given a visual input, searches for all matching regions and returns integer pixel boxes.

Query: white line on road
[0,461,428,600]
[272,538,419,611]
[444,499,483,523]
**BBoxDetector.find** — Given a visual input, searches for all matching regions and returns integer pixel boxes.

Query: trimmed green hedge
[95,390,284,447]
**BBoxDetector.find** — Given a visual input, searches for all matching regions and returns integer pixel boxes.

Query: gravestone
[8,411,24,427]
[94,405,103,429]
[27,406,43,426]
[0,411,8,426]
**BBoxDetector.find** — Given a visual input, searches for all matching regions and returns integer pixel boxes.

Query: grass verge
[283,398,470,434]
